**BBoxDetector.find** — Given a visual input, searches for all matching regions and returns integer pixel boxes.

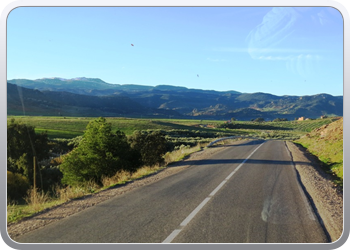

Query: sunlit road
[14,140,328,243]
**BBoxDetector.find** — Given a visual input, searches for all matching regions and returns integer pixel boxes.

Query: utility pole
[33,156,36,204]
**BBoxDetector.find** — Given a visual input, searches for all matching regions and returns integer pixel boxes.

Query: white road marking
[296,178,316,221]
[209,180,227,197]
[162,142,265,243]
[180,197,211,227]
[162,229,182,243]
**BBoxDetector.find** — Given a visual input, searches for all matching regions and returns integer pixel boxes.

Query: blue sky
[7,7,343,96]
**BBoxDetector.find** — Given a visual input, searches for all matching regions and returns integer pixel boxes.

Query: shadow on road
[169,158,309,167]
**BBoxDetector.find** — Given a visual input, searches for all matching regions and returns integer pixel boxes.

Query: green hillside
[295,118,343,187]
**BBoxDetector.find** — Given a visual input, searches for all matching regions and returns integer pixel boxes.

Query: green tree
[60,117,140,185]
[128,131,168,166]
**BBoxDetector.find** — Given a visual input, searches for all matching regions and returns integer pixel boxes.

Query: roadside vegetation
[295,118,343,188]
[7,115,340,223]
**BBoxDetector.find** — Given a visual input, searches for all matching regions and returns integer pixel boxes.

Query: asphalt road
[15,140,328,243]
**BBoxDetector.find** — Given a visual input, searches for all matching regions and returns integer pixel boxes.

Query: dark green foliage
[7,171,30,201]
[253,117,265,123]
[217,123,235,129]
[40,166,63,191]
[129,131,168,166]
[60,117,140,185]
[273,118,288,122]
[48,139,75,155]
[7,119,49,184]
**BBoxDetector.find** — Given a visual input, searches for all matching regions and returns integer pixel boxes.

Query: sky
[7,6,344,96]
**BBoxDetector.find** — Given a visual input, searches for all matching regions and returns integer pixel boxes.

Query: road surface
[14,140,328,243]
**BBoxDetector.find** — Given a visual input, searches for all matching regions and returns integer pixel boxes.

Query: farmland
[7,116,220,138]
[7,115,338,140]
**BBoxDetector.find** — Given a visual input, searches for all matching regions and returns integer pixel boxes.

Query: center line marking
[162,142,265,243]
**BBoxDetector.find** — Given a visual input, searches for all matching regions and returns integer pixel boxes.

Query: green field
[7,116,225,138]
[7,115,338,140]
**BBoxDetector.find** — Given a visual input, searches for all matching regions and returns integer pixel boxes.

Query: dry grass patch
[24,188,50,212]
[101,170,132,187]
[164,143,204,164]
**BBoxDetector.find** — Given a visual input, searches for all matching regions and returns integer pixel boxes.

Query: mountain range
[7,77,343,120]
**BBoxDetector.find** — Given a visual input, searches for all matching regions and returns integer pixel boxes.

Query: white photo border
[1,1,348,250]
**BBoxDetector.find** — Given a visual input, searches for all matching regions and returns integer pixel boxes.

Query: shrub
[7,119,49,184]
[7,171,30,201]
[128,131,167,167]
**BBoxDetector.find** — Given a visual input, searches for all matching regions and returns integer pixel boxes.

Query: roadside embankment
[286,141,343,242]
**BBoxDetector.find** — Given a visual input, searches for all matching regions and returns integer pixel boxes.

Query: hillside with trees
[7,78,343,120]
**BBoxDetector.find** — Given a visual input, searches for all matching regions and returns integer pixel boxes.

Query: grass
[7,115,337,141]
[7,195,63,224]
[164,143,205,163]
[295,118,343,187]
[7,116,228,139]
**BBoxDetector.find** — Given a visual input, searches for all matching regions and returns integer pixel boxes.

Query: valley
[7,77,343,120]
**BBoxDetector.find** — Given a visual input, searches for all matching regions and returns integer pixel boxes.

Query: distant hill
[7,82,180,117]
[8,77,241,96]
[7,77,343,120]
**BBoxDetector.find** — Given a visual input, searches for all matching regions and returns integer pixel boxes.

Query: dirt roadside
[285,141,343,242]
[7,140,343,242]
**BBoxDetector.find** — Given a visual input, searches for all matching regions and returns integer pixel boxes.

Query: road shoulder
[285,141,343,242]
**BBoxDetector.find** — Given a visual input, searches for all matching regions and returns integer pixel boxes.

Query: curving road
[14,140,328,243]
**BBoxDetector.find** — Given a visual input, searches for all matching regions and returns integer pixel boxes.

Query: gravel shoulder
[285,141,343,242]
[7,140,344,243]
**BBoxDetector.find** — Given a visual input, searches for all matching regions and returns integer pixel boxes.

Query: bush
[40,166,63,191]
[7,171,30,201]
[129,131,168,166]
[273,118,288,122]
[7,119,49,184]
